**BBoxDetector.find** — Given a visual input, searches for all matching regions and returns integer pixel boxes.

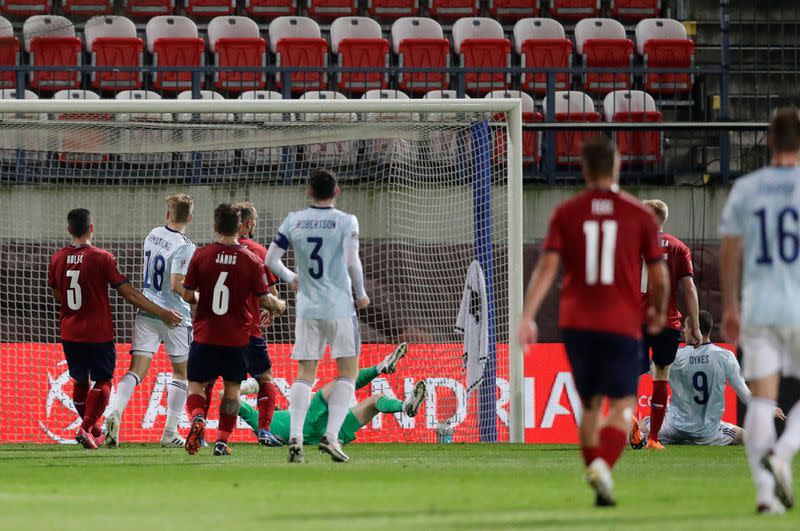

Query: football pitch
[1,443,799,530]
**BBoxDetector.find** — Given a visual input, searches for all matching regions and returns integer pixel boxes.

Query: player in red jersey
[48,208,183,449]
[181,203,287,456]
[517,137,669,507]
[638,199,701,450]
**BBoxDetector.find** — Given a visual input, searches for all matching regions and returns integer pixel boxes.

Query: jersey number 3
[66,270,82,310]
[307,237,324,280]
[583,220,618,285]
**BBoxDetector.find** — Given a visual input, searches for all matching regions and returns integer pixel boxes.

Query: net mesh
[0,104,511,444]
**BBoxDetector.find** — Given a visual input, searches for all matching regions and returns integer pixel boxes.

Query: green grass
[1,444,799,530]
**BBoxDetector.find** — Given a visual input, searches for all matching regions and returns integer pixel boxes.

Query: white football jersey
[141,226,196,326]
[274,206,359,320]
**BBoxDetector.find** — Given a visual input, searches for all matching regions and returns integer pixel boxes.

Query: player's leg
[159,325,191,447]
[646,328,680,450]
[245,336,281,446]
[78,342,116,449]
[212,345,249,456]
[62,342,93,447]
[287,319,325,463]
[184,342,218,455]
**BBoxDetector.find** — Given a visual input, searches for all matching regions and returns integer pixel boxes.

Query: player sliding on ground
[235,344,426,446]
[266,169,369,464]
[631,310,785,448]
[518,137,669,507]
[48,208,183,449]
[105,193,197,449]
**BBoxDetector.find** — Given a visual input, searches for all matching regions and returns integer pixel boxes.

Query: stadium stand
[115,89,173,165]
[0,16,18,89]
[244,0,294,17]
[299,89,357,168]
[62,0,111,16]
[184,0,235,17]
[53,88,109,165]
[367,0,418,19]
[392,17,449,94]
[176,88,235,165]
[514,18,572,95]
[239,89,285,167]
[542,89,600,165]
[84,15,143,92]
[427,0,478,20]
[636,18,695,94]
[24,15,81,91]
[603,89,662,165]
[330,16,389,93]
[574,17,634,94]
[145,15,204,92]
[485,89,542,166]
[269,16,327,93]
[124,0,174,17]
[609,0,661,21]
[452,17,511,94]
[307,0,358,19]
[488,0,539,21]
[0,0,50,16]
[208,15,266,91]
[549,0,600,21]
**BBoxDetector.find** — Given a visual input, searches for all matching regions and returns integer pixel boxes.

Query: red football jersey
[47,244,128,343]
[640,232,693,330]
[543,188,663,340]
[183,242,270,347]
[239,236,278,338]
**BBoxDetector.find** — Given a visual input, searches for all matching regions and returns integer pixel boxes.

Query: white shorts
[739,326,800,380]
[131,314,192,363]
[292,316,360,361]
[642,416,739,446]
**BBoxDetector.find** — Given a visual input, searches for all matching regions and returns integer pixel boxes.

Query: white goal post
[0,98,524,445]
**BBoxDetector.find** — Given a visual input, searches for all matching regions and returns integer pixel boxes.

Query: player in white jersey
[105,194,197,448]
[266,169,369,464]
[720,108,800,514]
[633,311,784,447]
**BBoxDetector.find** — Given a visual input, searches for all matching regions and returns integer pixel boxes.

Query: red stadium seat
[452,17,511,94]
[514,18,571,95]
[85,16,143,92]
[488,0,539,21]
[330,17,389,94]
[427,0,478,19]
[367,0,418,19]
[0,17,19,89]
[269,16,328,93]
[23,16,82,91]
[0,0,50,16]
[392,17,449,94]
[185,0,235,17]
[208,16,266,92]
[307,0,357,18]
[124,0,174,17]
[543,90,600,165]
[145,16,205,92]
[636,18,694,94]
[62,0,111,16]
[550,0,599,20]
[610,0,660,21]
[575,18,633,94]
[604,90,662,164]
[244,0,295,17]
[485,90,542,165]
[53,89,110,165]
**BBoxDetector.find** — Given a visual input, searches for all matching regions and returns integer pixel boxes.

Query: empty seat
[0,0,50,16]
[514,18,571,95]
[269,17,327,93]
[488,0,539,21]
[427,0,478,19]
[307,0,357,18]
[452,17,511,94]
[392,17,449,94]
[23,16,82,91]
[636,18,694,94]
[239,90,287,166]
[610,0,660,21]
[116,90,172,164]
[62,0,111,16]
[245,0,294,17]
[542,90,600,165]
[124,0,174,16]
[54,89,109,165]
[299,90,357,168]
[575,18,633,94]
[208,16,266,92]
[146,16,205,92]
[485,89,541,165]
[604,89,662,164]
[367,0,418,19]
[422,90,470,163]
[85,16,143,92]
[185,0,235,17]
[176,90,235,165]
[0,17,18,89]
[550,0,600,20]
[330,17,389,94]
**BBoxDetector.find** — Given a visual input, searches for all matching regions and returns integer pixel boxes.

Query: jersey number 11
[583,220,618,286]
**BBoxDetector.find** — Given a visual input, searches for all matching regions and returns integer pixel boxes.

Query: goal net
[0,98,523,445]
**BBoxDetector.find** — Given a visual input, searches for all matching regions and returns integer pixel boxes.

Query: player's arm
[680,275,701,346]
[518,251,560,345]
[117,283,182,327]
[252,256,287,315]
[645,261,669,334]
[345,216,369,309]
[724,351,752,405]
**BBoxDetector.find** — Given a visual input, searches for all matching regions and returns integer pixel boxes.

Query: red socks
[581,446,599,467]
[217,411,236,443]
[72,381,89,419]
[203,381,215,419]
[598,426,627,468]
[186,393,207,419]
[81,380,111,432]
[257,381,277,430]
[649,380,669,442]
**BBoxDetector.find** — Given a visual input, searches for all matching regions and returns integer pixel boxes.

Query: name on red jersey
[216,253,238,265]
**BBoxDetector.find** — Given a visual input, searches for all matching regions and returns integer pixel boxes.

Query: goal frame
[0,98,525,444]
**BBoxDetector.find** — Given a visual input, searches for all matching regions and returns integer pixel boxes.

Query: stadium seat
[549,0,600,20]
[422,89,470,164]
[610,0,660,21]
[542,90,600,165]
[485,90,542,165]
[299,90,357,168]
[427,0,478,19]
[392,17,449,94]
[307,0,357,18]
[239,90,287,167]
[636,18,694,94]
[124,0,174,17]
[0,17,18,89]
[23,16,82,91]
[367,0,418,19]
[53,89,109,165]
[514,18,571,95]
[0,0,50,16]
[269,17,328,93]
[185,0,235,17]
[575,18,634,94]
[62,0,111,16]
[244,0,295,17]
[145,16,205,92]
[115,90,173,164]
[452,17,511,94]
[84,16,144,92]
[330,17,389,94]
[208,16,266,92]
[488,0,539,21]
[176,89,235,165]
[603,89,662,164]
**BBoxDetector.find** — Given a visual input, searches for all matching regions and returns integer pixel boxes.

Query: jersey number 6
[212,272,230,315]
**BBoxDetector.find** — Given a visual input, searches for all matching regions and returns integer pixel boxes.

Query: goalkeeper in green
[237,343,426,450]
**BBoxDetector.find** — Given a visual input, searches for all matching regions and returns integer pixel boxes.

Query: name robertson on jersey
[296,219,336,230]
[147,234,173,251]
[216,253,237,265]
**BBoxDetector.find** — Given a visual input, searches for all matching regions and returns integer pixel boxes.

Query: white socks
[289,379,313,443]
[744,397,778,505]
[325,377,356,443]
[111,371,140,417]
[164,378,188,435]
[774,400,800,463]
